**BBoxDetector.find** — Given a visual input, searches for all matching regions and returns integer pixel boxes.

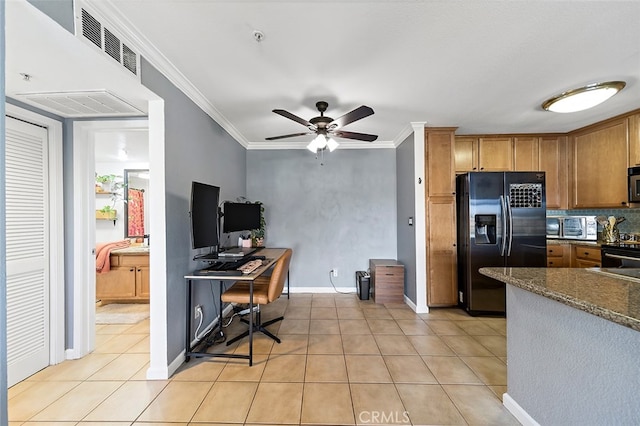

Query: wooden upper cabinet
[629,113,640,167]
[538,136,568,210]
[513,137,539,171]
[454,137,477,173]
[478,137,513,171]
[454,136,512,172]
[426,129,456,196]
[570,118,628,208]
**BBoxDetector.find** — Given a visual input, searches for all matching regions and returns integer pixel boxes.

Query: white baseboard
[403,296,428,313]
[503,393,540,426]
[287,286,356,294]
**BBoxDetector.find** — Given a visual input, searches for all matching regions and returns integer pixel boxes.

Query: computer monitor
[190,181,220,250]
[222,202,261,233]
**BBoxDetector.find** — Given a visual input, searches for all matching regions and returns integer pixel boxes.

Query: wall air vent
[76,6,140,80]
[15,90,145,118]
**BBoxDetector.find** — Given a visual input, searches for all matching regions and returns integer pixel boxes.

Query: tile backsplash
[547,208,640,235]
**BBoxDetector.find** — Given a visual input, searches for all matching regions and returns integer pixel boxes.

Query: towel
[96,240,131,273]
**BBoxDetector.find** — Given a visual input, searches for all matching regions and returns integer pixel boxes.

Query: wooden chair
[221,249,292,345]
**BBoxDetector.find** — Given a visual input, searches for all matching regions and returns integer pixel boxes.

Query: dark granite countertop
[479,267,640,332]
[546,239,601,247]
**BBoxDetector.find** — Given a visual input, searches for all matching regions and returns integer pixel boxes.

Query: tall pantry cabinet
[424,128,458,307]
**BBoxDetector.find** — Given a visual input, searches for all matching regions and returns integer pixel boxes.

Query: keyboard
[238,259,263,274]
[198,257,263,276]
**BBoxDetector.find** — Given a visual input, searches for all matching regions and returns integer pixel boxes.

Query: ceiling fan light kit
[267,101,378,160]
[542,81,626,113]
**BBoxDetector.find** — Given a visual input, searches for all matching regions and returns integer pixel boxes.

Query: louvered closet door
[5,116,50,386]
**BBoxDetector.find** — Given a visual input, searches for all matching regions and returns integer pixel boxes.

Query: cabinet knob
[621,201,627,205]
[473,167,477,170]
[453,243,456,247]
[130,268,134,272]
[480,167,485,170]
[549,249,554,253]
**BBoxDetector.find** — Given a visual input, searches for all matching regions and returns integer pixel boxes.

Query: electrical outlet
[332,268,338,277]
[194,305,202,318]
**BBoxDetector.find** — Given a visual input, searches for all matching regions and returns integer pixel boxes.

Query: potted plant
[96,173,122,192]
[250,201,266,247]
[96,205,117,220]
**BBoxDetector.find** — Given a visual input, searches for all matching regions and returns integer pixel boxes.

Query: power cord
[329,270,355,294]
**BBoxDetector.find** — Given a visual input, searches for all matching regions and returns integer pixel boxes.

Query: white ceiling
[6,0,640,149]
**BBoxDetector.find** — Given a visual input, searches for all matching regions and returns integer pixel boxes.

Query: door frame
[71,110,170,380]
[71,118,149,358]
[5,103,66,366]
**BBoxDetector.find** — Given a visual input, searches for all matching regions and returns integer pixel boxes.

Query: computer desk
[184,248,288,366]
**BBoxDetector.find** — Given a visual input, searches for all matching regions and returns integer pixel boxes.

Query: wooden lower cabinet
[571,245,601,268]
[97,252,150,302]
[426,198,457,306]
[547,244,570,268]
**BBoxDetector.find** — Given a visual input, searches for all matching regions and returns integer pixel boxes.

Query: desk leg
[185,278,192,362]
[218,280,224,338]
[249,279,253,366]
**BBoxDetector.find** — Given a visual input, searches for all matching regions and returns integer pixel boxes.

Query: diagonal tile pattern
[8,294,518,425]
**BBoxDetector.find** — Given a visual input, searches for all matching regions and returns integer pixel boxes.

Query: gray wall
[26,0,74,34]
[246,149,397,289]
[396,134,416,303]
[507,285,640,424]
[140,58,247,363]
[1,1,8,422]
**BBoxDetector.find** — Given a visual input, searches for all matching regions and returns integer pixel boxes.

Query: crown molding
[394,123,418,147]
[91,0,249,148]
[246,140,396,150]
[80,1,418,152]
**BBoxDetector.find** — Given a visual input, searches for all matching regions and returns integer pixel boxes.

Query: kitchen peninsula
[480,267,640,425]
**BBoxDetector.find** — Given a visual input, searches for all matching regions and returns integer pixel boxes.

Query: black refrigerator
[456,172,547,315]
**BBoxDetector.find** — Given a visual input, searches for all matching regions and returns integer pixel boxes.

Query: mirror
[124,169,150,238]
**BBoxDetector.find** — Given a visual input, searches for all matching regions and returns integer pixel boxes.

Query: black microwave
[629,167,640,203]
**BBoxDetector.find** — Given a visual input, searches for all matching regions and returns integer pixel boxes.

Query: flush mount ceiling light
[542,81,626,113]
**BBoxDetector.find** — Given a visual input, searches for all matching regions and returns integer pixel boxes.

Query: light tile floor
[8,294,519,425]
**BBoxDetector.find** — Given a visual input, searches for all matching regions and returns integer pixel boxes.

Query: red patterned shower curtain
[128,188,145,237]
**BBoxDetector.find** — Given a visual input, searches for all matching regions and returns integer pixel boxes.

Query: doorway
[94,127,150,327]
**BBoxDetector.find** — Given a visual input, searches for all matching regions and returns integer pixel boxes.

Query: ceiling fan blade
[332,130,378,142]
[265,132,313,141]
[329,105,374,128]
[272,109,314,128]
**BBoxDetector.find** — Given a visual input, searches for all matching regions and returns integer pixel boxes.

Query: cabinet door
[513,137,539,171]
[454,137,477,173]
[571,119,628,208]
[478,137,513,171]
[96,266,136,298]
[629,113,640,167]
[427,198,457,306]
[539,136,568,209]
[426,129,456,196]
[136,266,150,298]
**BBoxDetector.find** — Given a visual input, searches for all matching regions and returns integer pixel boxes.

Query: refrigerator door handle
[499,195,507,256]
[506,195,513,256]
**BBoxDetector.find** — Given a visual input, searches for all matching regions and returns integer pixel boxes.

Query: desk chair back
[268,248,292,302]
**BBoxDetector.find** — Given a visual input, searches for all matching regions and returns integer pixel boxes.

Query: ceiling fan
[266,101,378,152]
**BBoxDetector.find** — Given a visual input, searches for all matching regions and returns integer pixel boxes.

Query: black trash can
[355,271,370,300]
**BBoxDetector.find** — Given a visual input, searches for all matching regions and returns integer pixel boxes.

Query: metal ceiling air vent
[15,90,145,118]
[77,6,140,80]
